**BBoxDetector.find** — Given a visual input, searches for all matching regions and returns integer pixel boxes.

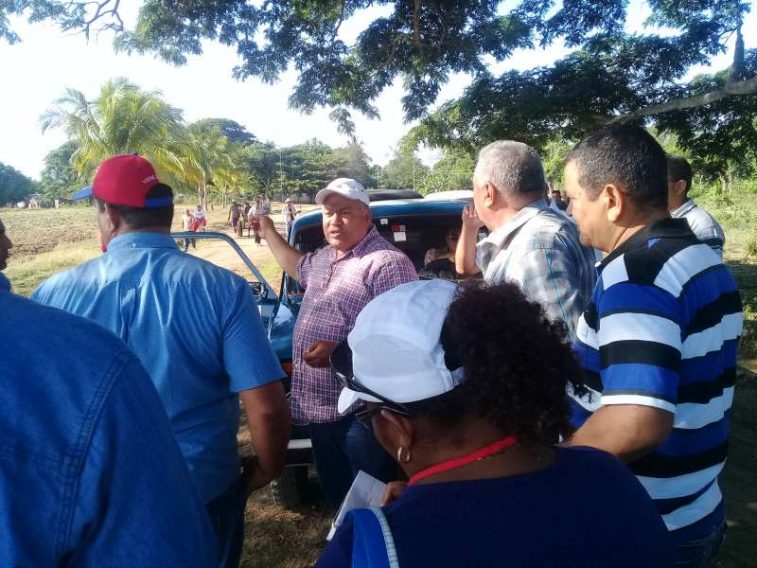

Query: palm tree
[185,122,246,208]
[41,78,192,185]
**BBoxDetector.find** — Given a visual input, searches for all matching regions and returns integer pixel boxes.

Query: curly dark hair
[406,280,585,445]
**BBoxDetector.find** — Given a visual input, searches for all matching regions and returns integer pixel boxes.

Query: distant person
[455,140,596,340]
[282,197,298,234]
[2,284,216,564]
[33,155,291,568]
[549,187,568,211]
[193,204,207,230]
[258,194,272,215]
[252,178,417,507]
[182,208,197,251]
[563,126,743,567]
[228,201,242,231]
[318,280,673,567]
[0,216,12,292]
[668,156,726,257]
[249,197,262,244]
[420,226,461,280]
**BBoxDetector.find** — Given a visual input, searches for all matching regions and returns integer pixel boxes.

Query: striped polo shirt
[569,218,743,537]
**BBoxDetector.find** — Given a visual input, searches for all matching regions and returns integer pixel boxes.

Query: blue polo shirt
[32,232,285,503]
[0,289,216,565]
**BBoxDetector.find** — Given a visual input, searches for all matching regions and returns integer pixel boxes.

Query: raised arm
[455,205,483,277]
[254,215,303,280]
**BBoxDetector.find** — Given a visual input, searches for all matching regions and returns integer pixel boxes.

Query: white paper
[393,231,407,242]
[326,470,387,540]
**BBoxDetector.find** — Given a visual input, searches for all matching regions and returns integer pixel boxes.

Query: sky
[0,1,754,180]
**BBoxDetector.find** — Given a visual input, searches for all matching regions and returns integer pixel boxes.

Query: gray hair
[473,140,547,197]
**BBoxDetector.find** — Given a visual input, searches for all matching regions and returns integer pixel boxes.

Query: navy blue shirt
[0,290,216,565]
[318,447,673,567]
[32,231,285,502]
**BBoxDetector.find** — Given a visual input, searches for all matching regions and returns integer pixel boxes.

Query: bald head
[473,141,547,199]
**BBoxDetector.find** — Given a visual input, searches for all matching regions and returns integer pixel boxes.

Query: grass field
[1,194,755,567]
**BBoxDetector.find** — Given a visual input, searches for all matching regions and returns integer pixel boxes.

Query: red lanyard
[407,435,518,486]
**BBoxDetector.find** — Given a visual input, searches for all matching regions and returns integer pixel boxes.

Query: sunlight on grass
[5,243,99,297]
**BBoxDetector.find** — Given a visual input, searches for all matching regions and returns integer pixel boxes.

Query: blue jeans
[205,476,245,568]
[310,415,400,508]
[673,519,726,567]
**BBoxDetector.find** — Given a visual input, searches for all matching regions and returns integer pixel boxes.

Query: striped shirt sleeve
[596,281,682,413]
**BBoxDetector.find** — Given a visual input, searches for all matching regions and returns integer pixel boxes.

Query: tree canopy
[0,162,37,204]
[4,0,755,186]
[3,1,754,133]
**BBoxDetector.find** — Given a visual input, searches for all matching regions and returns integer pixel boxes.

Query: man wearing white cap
[254,178,417,506]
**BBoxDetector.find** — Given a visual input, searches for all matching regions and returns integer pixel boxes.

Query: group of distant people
[227,196,294,243]
[0,124,742,568]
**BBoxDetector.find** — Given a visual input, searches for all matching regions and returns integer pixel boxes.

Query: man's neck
[609,210,670,252]
[487,194,542,232]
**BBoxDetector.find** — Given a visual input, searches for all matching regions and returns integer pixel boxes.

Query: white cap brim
[337,386,381,414]
[315,188,370,206]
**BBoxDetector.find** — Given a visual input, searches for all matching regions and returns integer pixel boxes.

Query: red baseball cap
[72,154,173,208]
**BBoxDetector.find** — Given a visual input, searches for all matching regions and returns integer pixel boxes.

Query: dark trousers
[205,477,245,568]
[673,519,726,567]
[310,415,400,508]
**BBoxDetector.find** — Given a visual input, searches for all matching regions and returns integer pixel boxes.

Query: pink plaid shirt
[291,227,418,422]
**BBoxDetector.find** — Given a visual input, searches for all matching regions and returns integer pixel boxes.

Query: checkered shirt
[291,227,418,422]
[476,199,597,341]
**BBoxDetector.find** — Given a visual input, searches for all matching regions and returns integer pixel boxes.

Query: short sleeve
[223,282,285,393]
[71,354,218,565]
[596,282,682,413]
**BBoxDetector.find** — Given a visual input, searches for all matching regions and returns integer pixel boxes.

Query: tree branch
[609,74,757,124]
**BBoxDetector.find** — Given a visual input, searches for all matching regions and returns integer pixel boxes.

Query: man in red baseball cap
[33,154,291,568]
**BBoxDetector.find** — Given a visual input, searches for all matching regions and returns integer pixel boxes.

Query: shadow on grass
[717,368,757,568]
[727,260,757,367]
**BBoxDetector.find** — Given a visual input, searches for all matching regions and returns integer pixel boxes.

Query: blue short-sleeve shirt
[32,232,285,503]
[0,290,217,565]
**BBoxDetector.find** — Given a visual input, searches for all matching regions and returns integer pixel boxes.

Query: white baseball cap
[315,178,370,207]
[334,279,465,414]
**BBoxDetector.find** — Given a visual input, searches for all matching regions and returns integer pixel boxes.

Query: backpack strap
[349,507,400,568]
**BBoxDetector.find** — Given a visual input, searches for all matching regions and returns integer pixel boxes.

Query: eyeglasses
[354,405,392,427]
[333,369,412,418]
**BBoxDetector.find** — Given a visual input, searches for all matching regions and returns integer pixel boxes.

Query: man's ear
[671,179,687,199]
[603,183,626,223]
[100,202,123,235]
[483,182,498,209]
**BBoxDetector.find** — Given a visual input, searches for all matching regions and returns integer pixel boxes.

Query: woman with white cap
[317,279,673,567]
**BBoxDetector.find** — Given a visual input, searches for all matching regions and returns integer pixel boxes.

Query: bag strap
[349,507,400,568]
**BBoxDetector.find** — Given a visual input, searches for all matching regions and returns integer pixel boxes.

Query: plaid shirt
[291,227,418,422]
[476,199,597,341]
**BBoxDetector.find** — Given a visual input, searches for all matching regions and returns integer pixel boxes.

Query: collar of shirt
[670,198,697,218]
[326,226,382,263]
[598,217,691,270]
[0,272,10,292]
[107,232,178,253]
[476,198,548,261]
